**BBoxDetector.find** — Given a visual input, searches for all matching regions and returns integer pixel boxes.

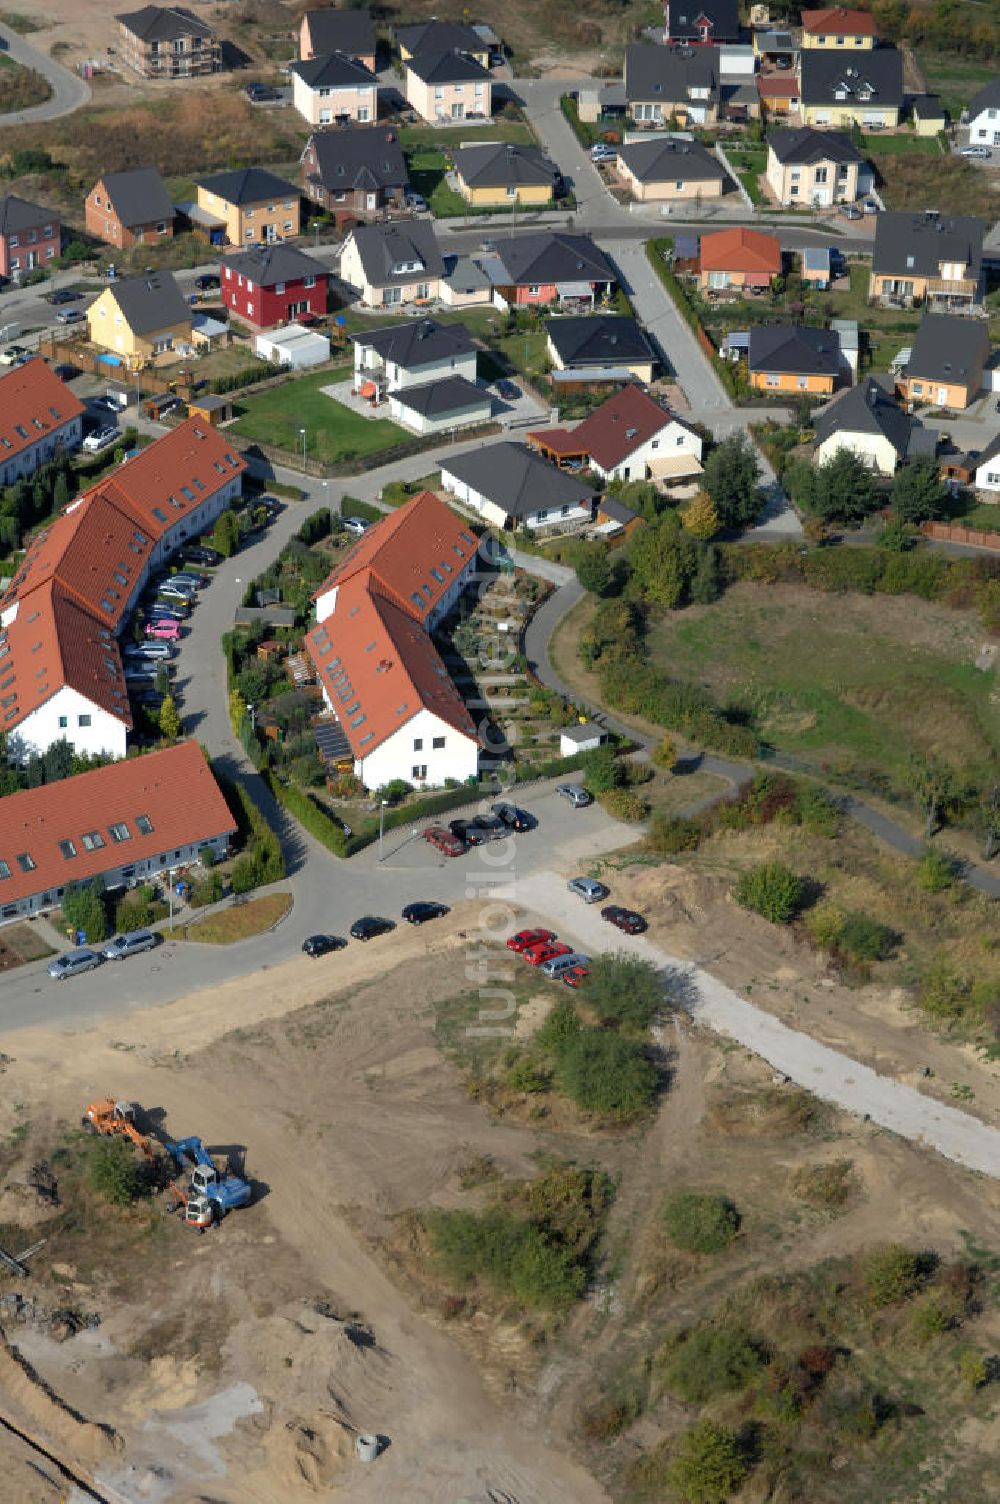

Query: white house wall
[355,344,478,392]
[974,456,1000,492]
[389,397,492,434]
[357,705,478,788]
[149,474,242,567]
[594,419,703,482]
[815,429,898,477]
[7,685,128,764]
[0,418,83,488]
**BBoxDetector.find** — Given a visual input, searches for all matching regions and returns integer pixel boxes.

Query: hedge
[264,771,348,857]
[597,658,759,759]
[214,770,286,885]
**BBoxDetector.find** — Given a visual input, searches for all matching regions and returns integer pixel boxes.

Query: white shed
[255,323,330,370]
[559,721,607,756]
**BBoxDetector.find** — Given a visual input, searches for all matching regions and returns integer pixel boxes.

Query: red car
[506,927,556,953]
[423,824,465,857]
[601,904,647,935]
[563,964,590,989]
[524,941,572,968]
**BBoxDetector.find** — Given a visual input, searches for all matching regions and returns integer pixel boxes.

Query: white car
[48,948,102,980]
[82,426,119,453]
[102,930,157,960]
[961,145,992,160]
[342,515,369,536]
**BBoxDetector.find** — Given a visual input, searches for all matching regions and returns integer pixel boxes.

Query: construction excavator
[82,1098,251,1232]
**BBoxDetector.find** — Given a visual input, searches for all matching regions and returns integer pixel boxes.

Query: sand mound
[0,1330,120,1466]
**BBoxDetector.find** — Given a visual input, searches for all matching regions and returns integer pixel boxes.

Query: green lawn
[860,133,943,156]
[951,500,1000,534]
[231,366,408,465]
[650,582,1000,787]
[398,120,535,151]
[725,147,766,206]
[406,147,470,217]
[922,52,998,122]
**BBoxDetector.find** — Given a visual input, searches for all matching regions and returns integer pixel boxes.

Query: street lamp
[247,703,256,733]
[378,798,389,862]
[167,867,177,932]
[299,427,307,467]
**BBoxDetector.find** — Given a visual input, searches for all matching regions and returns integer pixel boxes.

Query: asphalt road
[0,20,90,125]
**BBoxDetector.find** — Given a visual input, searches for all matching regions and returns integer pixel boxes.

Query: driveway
[0,21,90,124]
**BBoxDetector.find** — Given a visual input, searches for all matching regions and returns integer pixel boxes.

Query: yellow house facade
[87,272,192,365]
[195,168,301,248]
[750,368,835,395]
[451,142,557,208]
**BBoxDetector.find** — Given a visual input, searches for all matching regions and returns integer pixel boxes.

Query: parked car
[423,824,465,857]
[342,515,369,536]
[125,640,174,658]
[145,603,187,622]
[146,619,181,641]
[506,927,556,953]
[195,273,221,291]
[405,190,428,212]
[82,426,118,453]
[524,940,573,968]
[45,287,80,305]
[541,949,589,979]
[102,930,157,960]
[157,582,195,604]
[601,904,646,934]
[245,81,280,102]
[402,901,449,925]
[55,307,85,324]
[123,666,157,684]
[562,963,590,989]
[495,379,521,401]
[568,876,609,904]
[350,916,395,941]
[180,545,222,567]
[0,345,29,366]
[52,362,79,381]
[556,783,592,808]
[142,393,182,420]
[842,204,862,220]
[169,571,207,590]
[48,948,102,980]
[448,816,504,845]
[302,933,346,957]
[961,145,992,160]
[863,198,879,215]
[492,802,532,831]
[590,143,617,163]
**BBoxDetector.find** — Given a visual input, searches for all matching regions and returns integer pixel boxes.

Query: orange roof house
[0,357,86,489]
[800,7,877,44]
[757,74,800,115]
[305,491,481,790]
[699,227,782,290]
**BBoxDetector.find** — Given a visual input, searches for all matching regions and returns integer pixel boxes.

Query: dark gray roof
[392,376,490,418]
[910,94,943,117]
[405,48,491,84]
[767,126,863,166]
[546,315,656,369]
[302,7,375,56]
[290,51,377,89]
[617,136,723,184]
[453,142,559,191]
[347,220,445,288]
[197,167,298,206]
[667,0,739,40]
[905,312,990,386]
[492,231,616,289]
[351,317,476,367]
[599,495,639,524]
[443,254,491,294]
[110,270,189,335]
[443,441,594,518]
[872,210,984,282]
[0,195,55,236]
[799,48,903,108]
[396,20,486,54]
[747,323,841,376]
[225,243,326,288]
[625,43,720,105]
[968,79,1000,120]
[303,127,406,194]
[115,4,212,41]
[814,375,915,458]
[99,166,173,228]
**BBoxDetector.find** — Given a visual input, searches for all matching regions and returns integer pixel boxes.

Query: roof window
[58,839,77,860]
[108,822,130,843]
[16,852,35,873]
[0,860,9,880]
[14,425,28,440]
[136,814,154,834]
[81,830,105,851]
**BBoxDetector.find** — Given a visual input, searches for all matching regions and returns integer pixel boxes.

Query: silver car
[48,947,102,980]
[102,929,157,960]
[567,876,609,904]
[541,950,590,978]
[556,783,592,808]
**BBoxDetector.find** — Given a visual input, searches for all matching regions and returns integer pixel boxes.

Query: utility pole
[378,798,388,862]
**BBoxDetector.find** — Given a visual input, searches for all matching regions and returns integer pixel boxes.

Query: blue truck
[163,1135,252,1220]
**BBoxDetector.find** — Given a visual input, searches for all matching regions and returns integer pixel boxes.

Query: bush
[581,744,623,794]
[62,879,108,943]
[600,787,648,822]
[959,1349,989,1391]
[586,953,666,1031]
[865,1244,927,1308]
[652,735,677,771]
[555,1030,658,1122]
[426,1207,586,1311]
[916,846,955,892]
[264,772,347,857]
[662,1191,740,1254]
[86,1139,147,1206]
[734,862,804,924]
[838,912,896,963]
[667,1420,749,1504]
[648,811,701,854]
[536,998,583,1052]
[918,953,971,1022]
[659,1325,764,1404]
[804,901,846,952]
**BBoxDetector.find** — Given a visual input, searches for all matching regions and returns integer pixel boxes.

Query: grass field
[922,52,998,121]
[398,120,535,151]
[870,148,1000,219]
[178,892,291,944]
[859,132,942,157]
[231,366,409,465]
[406,147,471,217]
[649,582,1000,787]
[724,145,766,206]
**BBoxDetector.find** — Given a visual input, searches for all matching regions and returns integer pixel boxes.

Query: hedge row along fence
[645,238,742,401]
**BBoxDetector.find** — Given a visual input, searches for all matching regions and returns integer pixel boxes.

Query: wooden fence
[922,521,1000,552]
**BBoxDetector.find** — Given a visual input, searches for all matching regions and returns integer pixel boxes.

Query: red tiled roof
[700,227,782,275]
[312,491,479,622]
[758,75,800,97]
[528,385,687,473]
[0,741,235,906]
[801,7,877,36]
[305,573,478,761]
[0,581,131,738]
[97,416,246,541]
[0,358,84,465]
[524,427,588,459]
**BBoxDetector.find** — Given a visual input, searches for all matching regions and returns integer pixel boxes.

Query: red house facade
[221,243,328,329]
[0,196,60,279]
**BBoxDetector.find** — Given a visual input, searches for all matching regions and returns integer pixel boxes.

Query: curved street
[0,20,90,125]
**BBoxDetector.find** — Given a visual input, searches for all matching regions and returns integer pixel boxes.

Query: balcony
[925,276,976,300]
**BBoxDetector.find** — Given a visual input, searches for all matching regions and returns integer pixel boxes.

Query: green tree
[581,744,623,794]
[660,1326,763,1404]
[891,456,948,524]
[586,953,666,1030]
[663,1191,740,1254]
[62,879,108,943]
[52,470,70,511]
[668,1419,749,1504]
[628,511,699,607]
[703,432,762,529]
[575,546,613,596]
[680,490,720,540]
[904,752,958,837]
[87,1138,146,1206]
[734,861,804,924]
[865,1244,926,1308]
[212,509,240,559]
[158,693,181,741]
[555,1030,657,1120]
[810,449,878,525]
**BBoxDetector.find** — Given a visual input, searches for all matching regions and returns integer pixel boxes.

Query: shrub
[555,1030,658,1121]
[662,1191,740,1254]
[505,1055,551,1094]
[62,879,108,943]
[652,735,677,771]
[426,1208,586,1312]
[959,1348,989,1390]
[659,1325,764,1403]
[587,953,666,1031]
[734,862,804,924]
[865,1244,927,1308]
[648,812,701,854]
[86,1139,147,1206]
[804,901,846,952]
[918,953,971,1022]
[600,787,648,822]
[264,772,347,857]
[916,846,955,892]
[838,912,896,963]
[536,999,582,1052]
[791,1159,856,1209]
[911,1297,954,1343]
[667,1419,749,1504]
[581,744,623,794]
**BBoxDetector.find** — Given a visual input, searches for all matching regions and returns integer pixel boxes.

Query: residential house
[0,741,236,925]
[799,6,876,48]
[527,382,702,482]
[813,375,936,475]
[299,127,407,222]
[752,28,797,64]
[0,196,59,279]
[290,51,378,127]
[545,315,658,384]
[351,318,478,399]
[85,166,174,249]
[440,442,595,529]
[966,79,1000,148]
[803,246,832,288]
[298,7,376,69]
[221,243,328,329]
[870,210,984,308]
[911,94,945,136]
[698,226,781,291]
[339,220,444,307]
[616,136,725,201]
[483,231,616,309]
[663,0,739,45]
[0,359,85,488]
[799,48,903,128]
[439,254,494,308]
[87,270,192,365]
[306,491,481,789]
[255,324,330,370]
[195,168,301,248]
[971,431,1000,495]
[765,126,864,206]
[624,43,720,126]
[404,50,492,124]
[115,4,220,77]
[747,323,842,394]
[389,378,492,435]
[757,74,800,117]
[395,20,491,68]
[452,142,560,208]
[896,312,990,411]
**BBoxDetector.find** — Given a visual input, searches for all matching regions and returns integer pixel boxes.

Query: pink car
[145,620,181,641]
